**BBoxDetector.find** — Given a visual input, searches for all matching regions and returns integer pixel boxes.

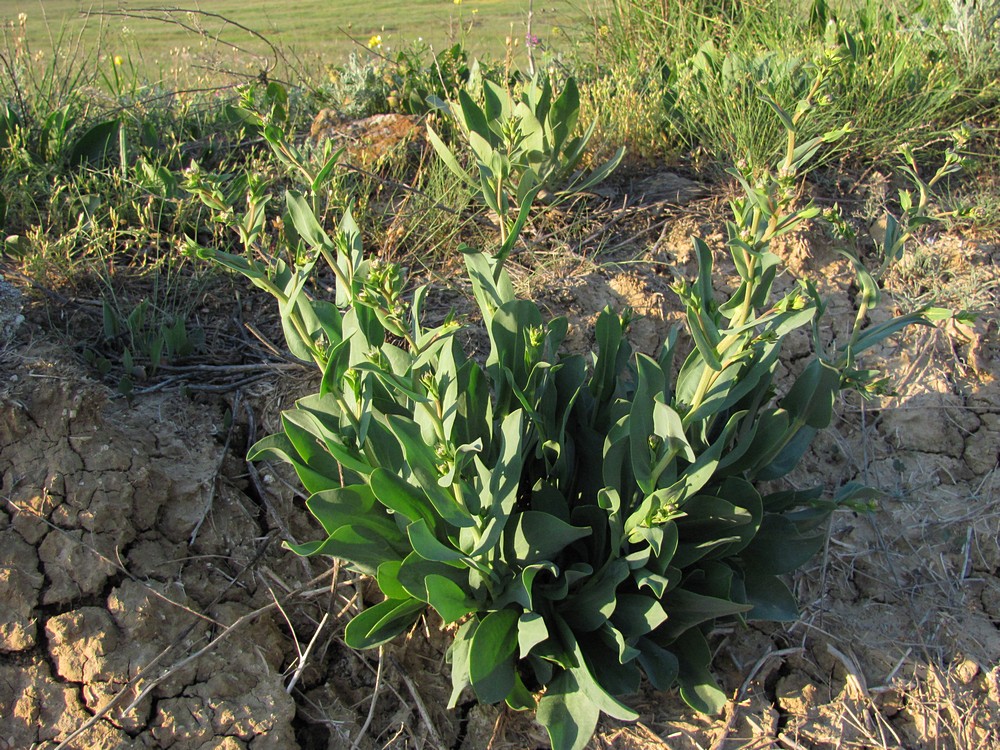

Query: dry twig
[351,646,385,750]
[388,654,445,748]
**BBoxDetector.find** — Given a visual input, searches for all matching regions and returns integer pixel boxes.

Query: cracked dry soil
[0,365,296,749]
[2,227,1000,749]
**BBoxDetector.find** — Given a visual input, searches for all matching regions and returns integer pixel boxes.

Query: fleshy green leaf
[741,515,825,574]
[426,574,477,623]
[659,588,752,640]
[71,119,120,166]
[370,468,435,526]
[507,511,591,565]
[469,609,519,704]
[781,358,841,429]
[286,190,334,250]
[426,123,473,184]
[447,619,478,708]
[560,560,629,632]
[388,415,474,528]
[407,519,465,563]
[743,572,799,621]
[343,598,424,649]
[247,433,341,495]
[610,594,669,638]
[636,637,679,691]
[396,552,467,602]
[553,613,640,721]
[537,671,600,750]
[376,560,408,600]
[506,673,536,711]
[518,612,549,658]
[674,628,727,714]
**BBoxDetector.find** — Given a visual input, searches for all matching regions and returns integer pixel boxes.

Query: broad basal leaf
[426,574,477,623]
[740,514,825,574]
[518,612,549,658]
[743,571,799,621]
[674,628,727,715]
[469,609,519,704]
[658,588,752,640]
[537,671,600,750]
[344,598,424,649]
[506,511,591,565]
[636,637,679,691]
[447,619,478,708]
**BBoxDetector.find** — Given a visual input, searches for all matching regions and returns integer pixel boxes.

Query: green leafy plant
[427,73,625,240]
[590,0,994,175]
[679,24,858,174]
[93,287,207,398]
[0,14,126,172]
[321,39,488,118]
[324,51,395,120]
[191,99,933,749]
[387,41,474,115]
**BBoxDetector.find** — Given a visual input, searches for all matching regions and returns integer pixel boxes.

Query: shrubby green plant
[0,16,236,388]
[0,14,147,174]
[323,52,391,120]
[948,0,1000,72]
[388,42,474,115]
[323,42,476,119]
[0,11,248,242]
[678,20,856,172]
[427,73,625,240]
[192,92,932,749]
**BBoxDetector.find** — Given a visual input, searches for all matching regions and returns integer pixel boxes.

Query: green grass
[1,0,587,78]
[582,0,1000,173]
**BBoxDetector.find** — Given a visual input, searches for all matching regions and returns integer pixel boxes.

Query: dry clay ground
[2,182,1000,750]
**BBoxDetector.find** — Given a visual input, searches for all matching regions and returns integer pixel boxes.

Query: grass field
[1,0,586,75]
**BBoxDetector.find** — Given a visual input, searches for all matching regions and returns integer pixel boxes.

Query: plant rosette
[191,82,937,750]
[194,203,915,750]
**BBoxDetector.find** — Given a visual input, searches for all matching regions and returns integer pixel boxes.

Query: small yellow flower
[598,24,610,36]
[113,55,124,66]
[368,34,382,49]
[551,26,560,35]
[471,8,479,13]
[453,0,462,5]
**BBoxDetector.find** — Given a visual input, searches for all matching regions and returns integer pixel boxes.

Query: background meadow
[1,0,585,75]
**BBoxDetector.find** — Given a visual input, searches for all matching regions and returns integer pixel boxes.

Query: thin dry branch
[389,654,445,748]
[96,7,281,74]
[350,646,385,750]
[287,611,330,694]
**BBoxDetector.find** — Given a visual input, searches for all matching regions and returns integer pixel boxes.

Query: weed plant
[947,0,1000,74]
[0,14,292,391]
[190,72,948,749]
[427,71,624,240]
[323,41,479,119]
